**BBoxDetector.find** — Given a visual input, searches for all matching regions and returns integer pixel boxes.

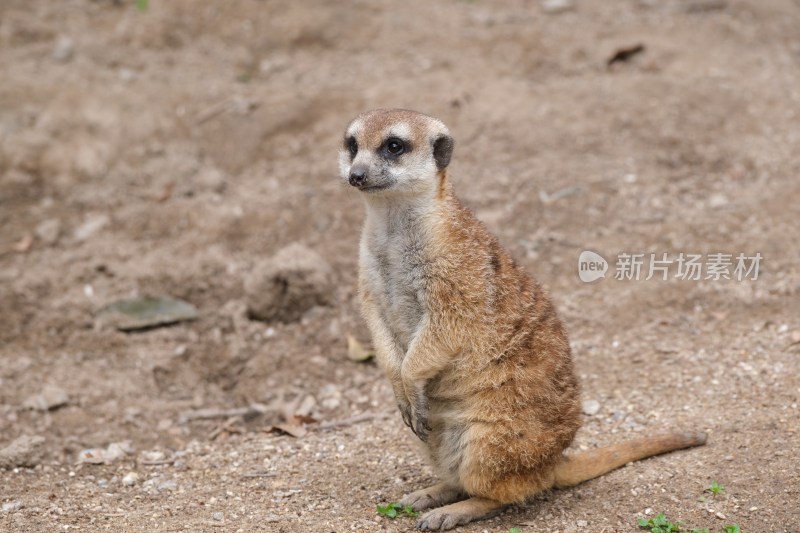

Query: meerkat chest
[361,224,428,351]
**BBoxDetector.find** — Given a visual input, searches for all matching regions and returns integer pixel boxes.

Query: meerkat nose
[349,166,368,187]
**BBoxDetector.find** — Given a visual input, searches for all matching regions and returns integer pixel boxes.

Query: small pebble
[77,448,106,465]
[576,519,588,527]
[121,472,138,486]
[582,399,601,416]
[244,243,334,323]
[2,500,22,513]
[212,512,224,522]
[542,0,576,14]
[196,167,227,194]
[52,36,74,62]
[716,512,727,520]
[708,193,729,208]
[141,450,166,463]
[35,218,61,245]
[319,383,342,410]
[23,384,69,411]
[296,395,317,417]
[104,441,133,463]
[685,0,728,12]
[0,435,46,469]
[321,397,341,410]
[157,479,177,492]
[73,214,110,242]
[118,68,136,82]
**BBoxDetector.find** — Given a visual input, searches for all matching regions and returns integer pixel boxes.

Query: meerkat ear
[432,134,454,170]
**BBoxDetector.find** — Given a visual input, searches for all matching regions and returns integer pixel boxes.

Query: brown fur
[341,109,707,531]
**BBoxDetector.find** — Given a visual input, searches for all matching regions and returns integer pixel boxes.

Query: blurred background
[1,1,798,531]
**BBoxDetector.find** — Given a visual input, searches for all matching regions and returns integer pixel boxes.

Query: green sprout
[637,513,738,533]
[376,502,419,519]
[707,481,725,496]
[638,514,683,533]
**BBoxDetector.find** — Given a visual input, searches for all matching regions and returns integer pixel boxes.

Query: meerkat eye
[346,137,358,159]
[384,138,405,156]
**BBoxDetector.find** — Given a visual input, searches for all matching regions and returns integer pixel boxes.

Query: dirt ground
[1,0,799,531]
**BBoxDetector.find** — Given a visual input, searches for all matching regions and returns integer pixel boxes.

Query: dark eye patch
[346,137,358,159]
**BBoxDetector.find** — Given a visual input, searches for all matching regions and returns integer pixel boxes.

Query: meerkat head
[339,109,454,198]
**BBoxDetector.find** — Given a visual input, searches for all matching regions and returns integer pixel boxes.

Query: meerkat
[339,108,707,531]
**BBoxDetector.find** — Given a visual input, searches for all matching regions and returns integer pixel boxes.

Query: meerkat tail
[552,431,708,489]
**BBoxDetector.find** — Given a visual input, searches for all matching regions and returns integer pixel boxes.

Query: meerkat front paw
[409,391,431,441]
[417,507,465,531]
[416,498,507,531]
[401,379,431,441]
[412,408,430,441]
[398,483,465,512]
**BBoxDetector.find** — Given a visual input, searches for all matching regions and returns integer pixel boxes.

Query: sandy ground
[1,0,799,531]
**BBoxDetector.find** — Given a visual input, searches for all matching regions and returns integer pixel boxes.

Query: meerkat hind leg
[417,496,506,531]
[398,482,466,512]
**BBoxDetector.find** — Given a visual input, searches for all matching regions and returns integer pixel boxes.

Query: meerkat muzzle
[348,166,368,187]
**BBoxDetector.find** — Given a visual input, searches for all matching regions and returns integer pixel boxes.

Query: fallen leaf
[267,423,308,438]
[13,233,33,253]
[786,330,800,352]
[278,392,304,423]
[607,44,645,67]
[347,334,375,362]
[156,181,175,202]
[290,414,318,425]
[265,414,317,438]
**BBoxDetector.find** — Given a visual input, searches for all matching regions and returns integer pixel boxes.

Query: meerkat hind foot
[417,496,506,531]
[398,482,465,512]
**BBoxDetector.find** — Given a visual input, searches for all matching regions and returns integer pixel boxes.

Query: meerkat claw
[414,418,429,441]
[399,403,414,429]
[416,414,431,441]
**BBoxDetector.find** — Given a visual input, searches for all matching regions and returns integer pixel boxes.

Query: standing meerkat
[340,108,706,531]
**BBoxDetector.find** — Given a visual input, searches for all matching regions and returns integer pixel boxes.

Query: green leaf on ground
[376,502,419,519]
